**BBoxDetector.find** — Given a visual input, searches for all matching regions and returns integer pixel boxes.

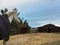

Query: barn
[38,24,60,32]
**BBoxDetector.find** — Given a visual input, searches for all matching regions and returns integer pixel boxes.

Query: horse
[0,8,20,45]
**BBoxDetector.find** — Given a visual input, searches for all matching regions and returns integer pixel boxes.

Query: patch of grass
[41,40,60,45]
[0,33,60,45]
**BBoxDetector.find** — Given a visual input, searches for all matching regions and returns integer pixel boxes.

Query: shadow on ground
[41,40,60,45]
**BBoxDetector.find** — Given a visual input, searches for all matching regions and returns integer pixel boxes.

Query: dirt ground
[0,33,60,45]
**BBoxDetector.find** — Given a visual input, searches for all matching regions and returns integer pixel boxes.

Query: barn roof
[39,24,59,28]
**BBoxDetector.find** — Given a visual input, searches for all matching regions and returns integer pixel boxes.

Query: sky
[0,0,60,27]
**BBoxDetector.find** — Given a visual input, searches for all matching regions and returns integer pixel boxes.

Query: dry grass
[0,33,60,45]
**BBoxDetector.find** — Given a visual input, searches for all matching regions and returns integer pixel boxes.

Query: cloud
[0,0,38,10]
[0,0,52,9]
[1,0,60,27]
[35,19,60,27]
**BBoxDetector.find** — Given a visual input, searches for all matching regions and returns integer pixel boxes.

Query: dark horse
[0,8,20,45]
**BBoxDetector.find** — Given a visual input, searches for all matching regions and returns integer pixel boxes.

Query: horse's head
[6,8,20,23]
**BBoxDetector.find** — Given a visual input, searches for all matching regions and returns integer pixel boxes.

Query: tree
[10,19,20,35]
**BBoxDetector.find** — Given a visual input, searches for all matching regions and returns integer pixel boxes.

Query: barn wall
[38,27,60,33]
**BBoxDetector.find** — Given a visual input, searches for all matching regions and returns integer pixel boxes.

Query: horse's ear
[13,8,17,12]
[1,8,8,15]
[5,8,8,12]
[1,9,4,14]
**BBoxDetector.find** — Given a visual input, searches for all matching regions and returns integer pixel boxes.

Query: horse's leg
[3,40,7,45]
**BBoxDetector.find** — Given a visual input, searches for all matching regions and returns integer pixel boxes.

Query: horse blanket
[0,14,11,41]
